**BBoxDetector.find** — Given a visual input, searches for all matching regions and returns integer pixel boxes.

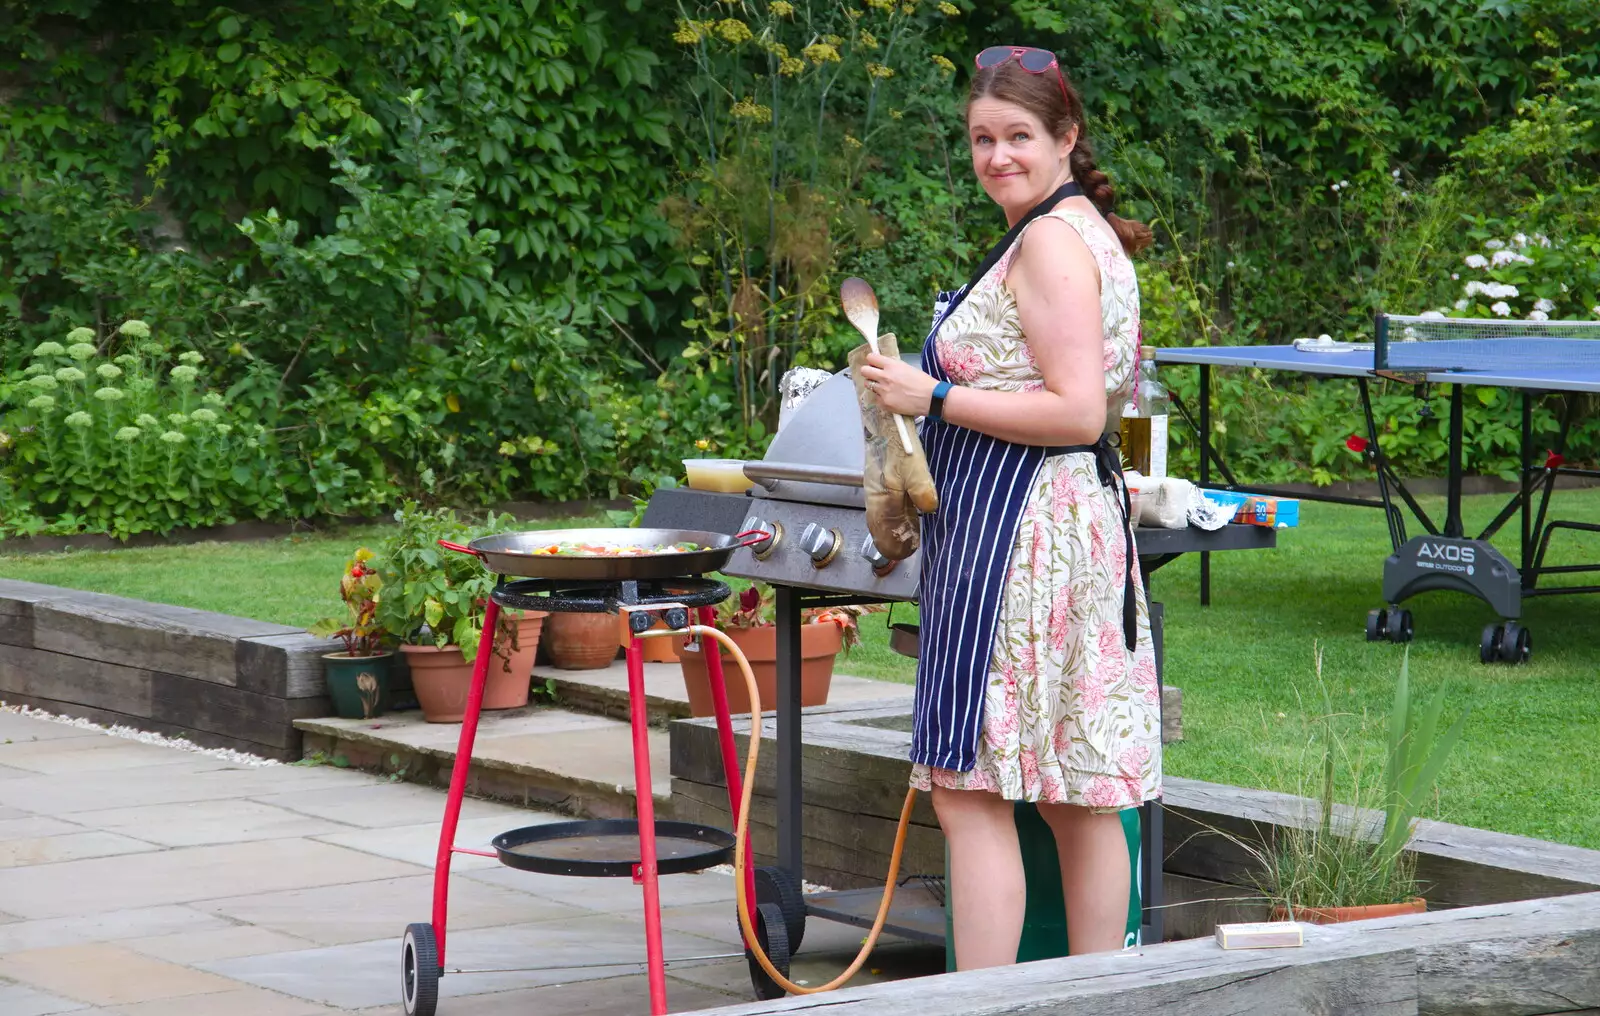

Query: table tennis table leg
[1198,364,1210,607]
[1445,383,1465,539]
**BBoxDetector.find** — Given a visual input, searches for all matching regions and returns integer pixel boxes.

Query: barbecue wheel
[1480,623,1504,665]
[1366,608,1387,642]
[401,923,439,1016]
[1389,609,1414,644]
[754,864,807,954]
[746,901,791,1000]
[1497,622,1532,665]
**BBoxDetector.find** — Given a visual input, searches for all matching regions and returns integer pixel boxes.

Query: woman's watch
[927,380,953,422]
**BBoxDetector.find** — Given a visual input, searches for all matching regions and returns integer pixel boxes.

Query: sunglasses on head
[974,46,1070,105]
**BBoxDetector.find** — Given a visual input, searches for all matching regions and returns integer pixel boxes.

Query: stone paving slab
[0,942,243,1006]
[0,838,426,919]
[193,873,585,947]
[253,779,536,830]
[0,760,366,816]
[0,905,237,955]
[123,925,318,966]
[65,798,351,848]
[0,736,210,775]
[202,915,738,1010]
[0,980,92,1015]
[105,985,332,1016]
[0,829,160,868]
[310,813,558,872]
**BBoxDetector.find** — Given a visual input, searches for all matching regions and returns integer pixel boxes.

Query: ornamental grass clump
[0,320,289,539]
[1242,648,1469,915]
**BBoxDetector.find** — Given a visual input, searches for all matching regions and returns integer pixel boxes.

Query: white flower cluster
[1464,281,1519,299]
[1330,179,1351,193]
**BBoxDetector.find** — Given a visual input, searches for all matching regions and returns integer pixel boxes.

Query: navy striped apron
[910,182,1137,772]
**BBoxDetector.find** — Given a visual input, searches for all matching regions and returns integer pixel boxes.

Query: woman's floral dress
[909,208,1163,812]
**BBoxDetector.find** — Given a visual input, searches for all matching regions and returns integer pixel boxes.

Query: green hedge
[2,0,1598,537]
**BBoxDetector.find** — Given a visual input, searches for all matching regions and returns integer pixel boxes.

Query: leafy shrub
[0,320,293,538]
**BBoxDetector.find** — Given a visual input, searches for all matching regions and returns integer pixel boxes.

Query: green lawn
[3,493,1598,850]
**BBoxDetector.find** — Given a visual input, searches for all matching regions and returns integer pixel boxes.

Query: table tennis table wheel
[1497,622,1532,665]
[1480,623,1503,664]
[1388,609,1414,643]
[1366,609,1387,642]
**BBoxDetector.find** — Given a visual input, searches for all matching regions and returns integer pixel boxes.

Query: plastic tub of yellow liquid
[684,459,755,494]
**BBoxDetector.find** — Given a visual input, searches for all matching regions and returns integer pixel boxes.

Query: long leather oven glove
[849,334,939,562]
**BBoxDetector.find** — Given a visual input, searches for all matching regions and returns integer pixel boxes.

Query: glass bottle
[1119,346,1169,477]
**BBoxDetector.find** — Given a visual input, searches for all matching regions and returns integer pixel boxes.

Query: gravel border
[0,699,282,767]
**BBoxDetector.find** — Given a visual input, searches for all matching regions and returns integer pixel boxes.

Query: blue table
[1156,330,1600,663]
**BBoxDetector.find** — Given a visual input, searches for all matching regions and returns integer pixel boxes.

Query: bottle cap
[1140,344,1155,361]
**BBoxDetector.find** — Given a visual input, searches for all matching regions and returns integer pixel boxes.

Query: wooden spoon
[840,277,914,454]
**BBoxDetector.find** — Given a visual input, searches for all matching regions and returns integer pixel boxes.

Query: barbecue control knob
[740,515,782,561]
[859,536,892,573]
[799,523,843,567]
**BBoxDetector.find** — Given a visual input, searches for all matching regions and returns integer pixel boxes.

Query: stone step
[294,706,669,821]
[294,660,913,821]
[545,658,913,726]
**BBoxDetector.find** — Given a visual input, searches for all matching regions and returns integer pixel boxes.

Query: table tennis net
[1378,314,1600,374]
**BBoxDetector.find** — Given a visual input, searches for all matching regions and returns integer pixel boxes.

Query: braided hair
[969,59,1153,256]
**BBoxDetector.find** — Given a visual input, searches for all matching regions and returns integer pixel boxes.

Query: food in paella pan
[529,540,702,557]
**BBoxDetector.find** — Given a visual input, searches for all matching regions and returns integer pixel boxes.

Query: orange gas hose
[637,623,917,995]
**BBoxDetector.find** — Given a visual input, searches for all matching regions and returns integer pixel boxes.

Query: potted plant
[374,503,546,722]
[673,583,881,717]
[310,548,394,720]
[1234,649,1469,925]
[545,610,622,670]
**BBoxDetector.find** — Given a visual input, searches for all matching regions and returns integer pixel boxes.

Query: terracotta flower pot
[1270,898,1427,925]
[674,622,842,717]
[482,613,547,711]
[617,611,680,663]
[545,611,620,670]
[401,617,545,723]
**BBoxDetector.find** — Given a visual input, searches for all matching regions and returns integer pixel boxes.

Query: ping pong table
[1155,313,1600,664]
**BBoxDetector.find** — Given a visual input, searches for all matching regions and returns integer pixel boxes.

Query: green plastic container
[323,652,394,720]
[945,803,1142,970]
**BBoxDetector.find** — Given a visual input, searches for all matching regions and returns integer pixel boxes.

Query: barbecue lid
[751,368,867,508]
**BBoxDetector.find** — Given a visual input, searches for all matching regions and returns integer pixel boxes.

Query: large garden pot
[323,652,394,720]
[402,619,543,722]
[545,611,620,670]
[481,612,546,710]
[616,611,680,663]
[1270,897,1427,925]
[674,622,842,717]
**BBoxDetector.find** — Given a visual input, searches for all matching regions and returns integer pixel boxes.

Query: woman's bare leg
[1037,803,1130,954]
[932,784,1024,969]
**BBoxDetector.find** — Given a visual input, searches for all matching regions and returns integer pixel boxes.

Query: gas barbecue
[645,365,1278,950]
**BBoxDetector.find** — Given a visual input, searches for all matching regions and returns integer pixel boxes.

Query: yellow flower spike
[770,0,795,15]
[931,53,955,73]
[867,62,895,78]
[779,56,806,75]
[823,34,843,46]
[860,30,879,49]
[695,438,711,450]
[938,0,960,13]
[672,18,703,44]
[844,134,863,148]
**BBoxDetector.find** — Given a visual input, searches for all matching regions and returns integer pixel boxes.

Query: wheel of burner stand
[754,864,807,954]
[1366,608,1388,642]
[746,901,792,1001]
[1390,609,1414,644]
[1497,622,1532,665]
[401,923,439,1016]
[1480,623,1505,665]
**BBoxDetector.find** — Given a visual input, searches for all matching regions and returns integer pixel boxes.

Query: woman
[857,47,1161,970]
